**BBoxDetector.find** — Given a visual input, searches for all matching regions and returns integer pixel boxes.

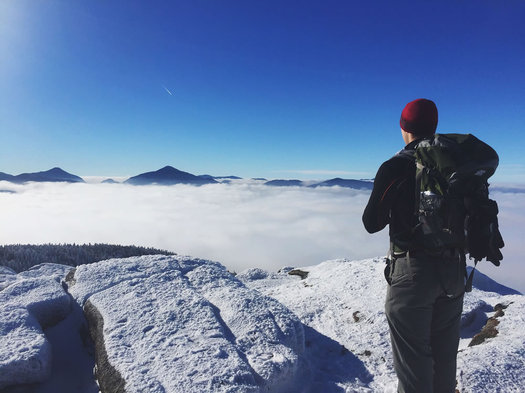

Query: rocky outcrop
[0,306,52,390]
[287,269,309,280]
[0,264,72,389]
[83,300,126,393]
[66,255,305,393]
[468,303,512,347]
[0,266,17,291]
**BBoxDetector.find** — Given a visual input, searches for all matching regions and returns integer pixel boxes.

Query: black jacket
[362,140,421,251]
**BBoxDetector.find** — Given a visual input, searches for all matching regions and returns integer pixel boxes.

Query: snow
[240,258,394,392]
[240,258,525,393]
[34,299,99,393]
[457,288,525,393]
[0,264,72,389]
[0,305,52,389]
[1,277,71,329]
[17,263,73,281]
[68,255,305,393]
[0,265,17,291]
[0,266,16,274]
[1,256,524,392]
[184,261,304,391]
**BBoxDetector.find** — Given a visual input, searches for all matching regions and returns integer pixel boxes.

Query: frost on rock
[1,276,71,329]
[0,266,16,275]
[186,262,305,392]
[0,265,17,290]
[0,306,52,389]
[18,263,73,282]
[236,268,275,281]
[67,255,305,393]
[0,264,72,389]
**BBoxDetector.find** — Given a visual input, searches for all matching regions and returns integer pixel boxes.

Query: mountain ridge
[124,165,218,186]
[0,167,84,184]
[1,165,375,190]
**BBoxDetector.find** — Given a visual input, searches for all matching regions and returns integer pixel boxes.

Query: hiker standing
[362,99,466,393]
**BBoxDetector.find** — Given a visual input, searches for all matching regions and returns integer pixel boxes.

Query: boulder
[0,306,52,389]
[0,265,17,291]
[67,255,305,393]
[1,276,71,329]
[0,265,72,389]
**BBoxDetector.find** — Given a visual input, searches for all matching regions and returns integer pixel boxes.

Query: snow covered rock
[0,264,72,389]
[0,265,17,291]
[18,263,73,282]
[1,276,71,329]
[0,265,16,274]
[0,305,52,389]
[3,256,522,393]
[240,258,525,393]
[241,259,387,392]
[66,255,305,393]
[458,286,525,392]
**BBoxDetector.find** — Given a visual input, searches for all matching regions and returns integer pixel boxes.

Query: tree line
[0,243,175,273]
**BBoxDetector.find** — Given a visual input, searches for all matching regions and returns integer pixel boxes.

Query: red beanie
[400,98,438,136]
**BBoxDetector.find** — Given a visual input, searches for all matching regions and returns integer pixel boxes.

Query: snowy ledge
[66,255,306,393]
[0,264,72,390]
[1,256,524,393]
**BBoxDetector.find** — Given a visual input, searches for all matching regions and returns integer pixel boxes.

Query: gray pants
[385,252,466,393]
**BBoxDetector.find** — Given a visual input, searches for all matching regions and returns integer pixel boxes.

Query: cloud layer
[0,181,523,293]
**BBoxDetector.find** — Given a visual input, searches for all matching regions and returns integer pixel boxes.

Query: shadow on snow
[301,325,373,393]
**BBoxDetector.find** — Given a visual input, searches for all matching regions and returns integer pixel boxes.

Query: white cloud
[81,176,130,184]
[478,190,525,293]
[273,169,372,179]
[0,181,523,293]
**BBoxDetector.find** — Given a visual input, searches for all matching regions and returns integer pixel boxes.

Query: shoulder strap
[394,148,421,215]
[465,259,477,292]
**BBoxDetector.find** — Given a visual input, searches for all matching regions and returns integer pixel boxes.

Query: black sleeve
[362,158,410,234]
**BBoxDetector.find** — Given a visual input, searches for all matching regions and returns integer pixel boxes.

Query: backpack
[398,133,504,289]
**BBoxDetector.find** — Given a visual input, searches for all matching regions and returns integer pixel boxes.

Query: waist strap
[390,243,462,260]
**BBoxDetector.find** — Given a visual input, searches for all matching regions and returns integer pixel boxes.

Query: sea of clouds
[0,180,523,293]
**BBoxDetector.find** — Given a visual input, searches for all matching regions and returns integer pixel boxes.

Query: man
[362,98,465,393]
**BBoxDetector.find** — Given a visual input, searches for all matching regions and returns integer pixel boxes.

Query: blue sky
[0,0,524,181]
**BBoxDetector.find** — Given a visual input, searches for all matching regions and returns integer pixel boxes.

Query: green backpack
[398,133,504,276]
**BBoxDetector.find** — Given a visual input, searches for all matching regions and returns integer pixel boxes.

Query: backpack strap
[414,161,423,216]
[465,259,477,293]
[395,148,423,217]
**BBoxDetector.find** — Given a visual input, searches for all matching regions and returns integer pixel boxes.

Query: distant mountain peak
[265,179,304,187]
[309,178,373,190]
[159,165,176,171]
[125,166,217,186]
[155,166,186,175]
[45,167,71,175]
[0,168,85,184]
